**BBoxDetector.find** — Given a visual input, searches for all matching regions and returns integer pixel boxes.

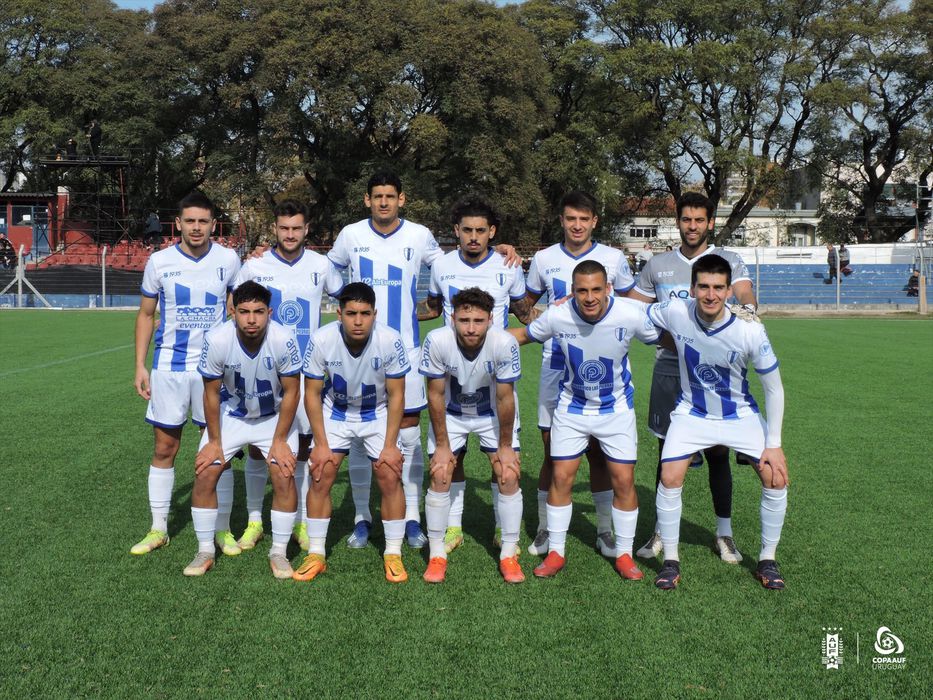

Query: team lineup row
[132,175,788,589]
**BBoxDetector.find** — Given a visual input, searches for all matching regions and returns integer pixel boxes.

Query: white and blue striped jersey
[635,246,752,376]
[527,296,659,416]
[141,243,241,372]
[234,248,344,356]
[427,248,525,329]
[525,242,635,372]
[198,320,302,419]
[646,298,779,419]
[302,321,410,423]
[419,325,521,417]
[328,218,443,349]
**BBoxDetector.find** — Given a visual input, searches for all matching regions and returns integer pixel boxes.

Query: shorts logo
[577,359,607,383]
[484,361,495,374]
[615,327,627,342]
[311,272,320,286]
[403,248,414,261]
[496,273,506,286]
[693,363,723,390]
[278,300,303,325]
[263,357,274,370]
[217,267,225,281]
[371,357,382,370]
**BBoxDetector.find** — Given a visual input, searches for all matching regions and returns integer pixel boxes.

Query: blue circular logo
[278,300,303,325]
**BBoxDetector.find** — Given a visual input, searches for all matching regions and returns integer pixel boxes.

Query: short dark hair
[273,199,309,222]
[451,287,494,315]
[451,196,499,228]
[559,191,598,217]
[232,280,271,307]
[178,191,216,217]
[367,171,402,195]
[572,259,607,283]
[339,282,376,309]
[676,191,714,219]
[691,253,732,286]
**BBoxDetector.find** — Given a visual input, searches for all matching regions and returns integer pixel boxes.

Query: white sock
[448,480,466,528]
[348,440,372,524]
[383,518,405,556]
[536,489,548,533]
[191,507,217,554]
[611,506,639,558]
[244,456,267,523]
[497,490,523,559]
[425,489,451,560]
[294,460,308,524]
[546,503,572,556]
[270,509,295,556]
[592,489,613,534]
[491,482,501,528]
[215,468,234,532]
[400,426,423,522]
[305,517,330,555]
[759,487,787,560]
[148,465,174,532]
[716,516,733,538]
[656,484,683,561]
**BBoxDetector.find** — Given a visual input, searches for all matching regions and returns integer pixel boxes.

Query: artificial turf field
[1,310,929,698]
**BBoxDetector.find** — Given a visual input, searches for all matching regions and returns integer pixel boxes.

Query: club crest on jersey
[403,248,414,261]
[484,361,495,374]
[496,273,506,287]
[615,327,627,342]
[371,357,383,370]
[311,272,320,286]
[727,350,740,364]
[263,357,274,370]
[217,267,225,281]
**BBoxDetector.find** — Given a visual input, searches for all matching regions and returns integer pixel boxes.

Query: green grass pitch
[0,310,929,697]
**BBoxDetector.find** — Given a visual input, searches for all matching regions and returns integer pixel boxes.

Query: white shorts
[427,413,521,455]
[537,367,564,430]
[661,412,767,464]
[198,412,299,464]
[550,409,638,464]
[404,347,427,414]
[146,368,205,429]
[325,417,398,462]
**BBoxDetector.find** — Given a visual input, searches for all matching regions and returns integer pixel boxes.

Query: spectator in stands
[86,120,102,157]
[636,242,653,271]
[906,269,920,297]
[143,211,162,248]
[66,138,78,158]
[627,252,639,274]
[826,243,838,283]
[0,234,14,268]
[839,243,851,276]
[665,245,673,251]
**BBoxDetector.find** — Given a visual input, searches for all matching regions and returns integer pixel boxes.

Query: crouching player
[295,283,410,583]
[186,281,302,578]
[647,254,788,590]
[420,288,524,584]
[510,260,660,579]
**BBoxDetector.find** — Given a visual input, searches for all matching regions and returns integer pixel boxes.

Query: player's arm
[493,244,521,267]
[508,295,540,324]
[195,377,224,474]
[626,288,655,303]
[508,310,549,347]
[493,381,520,483]
[134,295,158,399]
[305,376,337,482]
[757,367,788,488]
[375,376,405,477]
[426,376,455,485]
[268,373,299,477]
[417,294,443,321]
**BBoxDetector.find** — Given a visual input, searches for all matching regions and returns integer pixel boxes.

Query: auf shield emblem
[311,272,320,286]
[496,273,506,286]
[615,327,627,341]
[371,357,383,370]
[403,248,414,261]
[217,267,225,281]
[263,357,274,370]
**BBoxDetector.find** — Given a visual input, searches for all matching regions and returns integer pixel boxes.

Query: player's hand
[267,440,297,478]
[375,444,404,478]
[493,445,521,486]
[494,244,522,268]
[134,367,151,400]
[195,442,224,475]
[429,446,456,486]
[758,447,788,488]
[248,244,270,260]
[309,444,337,482]
[552,294,572,307]
[729,303,761,323]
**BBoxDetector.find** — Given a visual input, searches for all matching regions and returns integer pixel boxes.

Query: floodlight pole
[101,245,108,308]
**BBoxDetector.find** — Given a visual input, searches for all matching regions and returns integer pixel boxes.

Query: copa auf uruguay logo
[872,626,906,669]
[821,628,843,669]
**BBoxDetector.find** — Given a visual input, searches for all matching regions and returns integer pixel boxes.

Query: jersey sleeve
[526,308,554,344]
[327,230,351,269]
[633,305,661,345]
[384,331,411,378]
[729,252,752,284]
[225,255,241,292]
[611,255,636,294]
[418,331,446,378]
[427,265,442,298]
[750,325,779,374]
[646,300,671,331]
[496,334,522,383]
[324,261,345,297]
[302,333,326,379]
[508,266,526,300]
[197,329,226,379]
[634,257,658,299]
[232,259,251,289]
[525,253,544,297]
[141,257,161,297]
[276,327,303,376]
[421,229,444,267]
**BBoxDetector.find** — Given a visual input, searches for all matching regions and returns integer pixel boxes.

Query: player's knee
[659,469,684,490]
[498,472,519,494]
[152,438,180,463]
[268,469,294,492]
[374,467,402,492]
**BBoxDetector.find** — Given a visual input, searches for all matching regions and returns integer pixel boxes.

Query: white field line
[0,343,134,378]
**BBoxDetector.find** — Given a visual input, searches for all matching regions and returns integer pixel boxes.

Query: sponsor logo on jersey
[557,332,578,339]
[278,300,303,325]
[324,360,342,367]
[545,267,562,275]
[177,306,217,329]
[440,274,457,282]
[362,277,403,287]
[577,359,607,384]
[162,270,181,278]
[510,344,520,373]
[692,363,724,390]
[353,246,370,253]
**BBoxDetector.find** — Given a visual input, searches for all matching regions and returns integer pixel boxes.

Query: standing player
[132,192,241,556]
[295,283,410,583]
[185,281,302,577]
[521,191,636,558]
[233,199,344,552]
[417,196,536,552]
[420,288,524,583]
[646,255,788,590]
[510,261,659,578]
[630,192,758,563]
